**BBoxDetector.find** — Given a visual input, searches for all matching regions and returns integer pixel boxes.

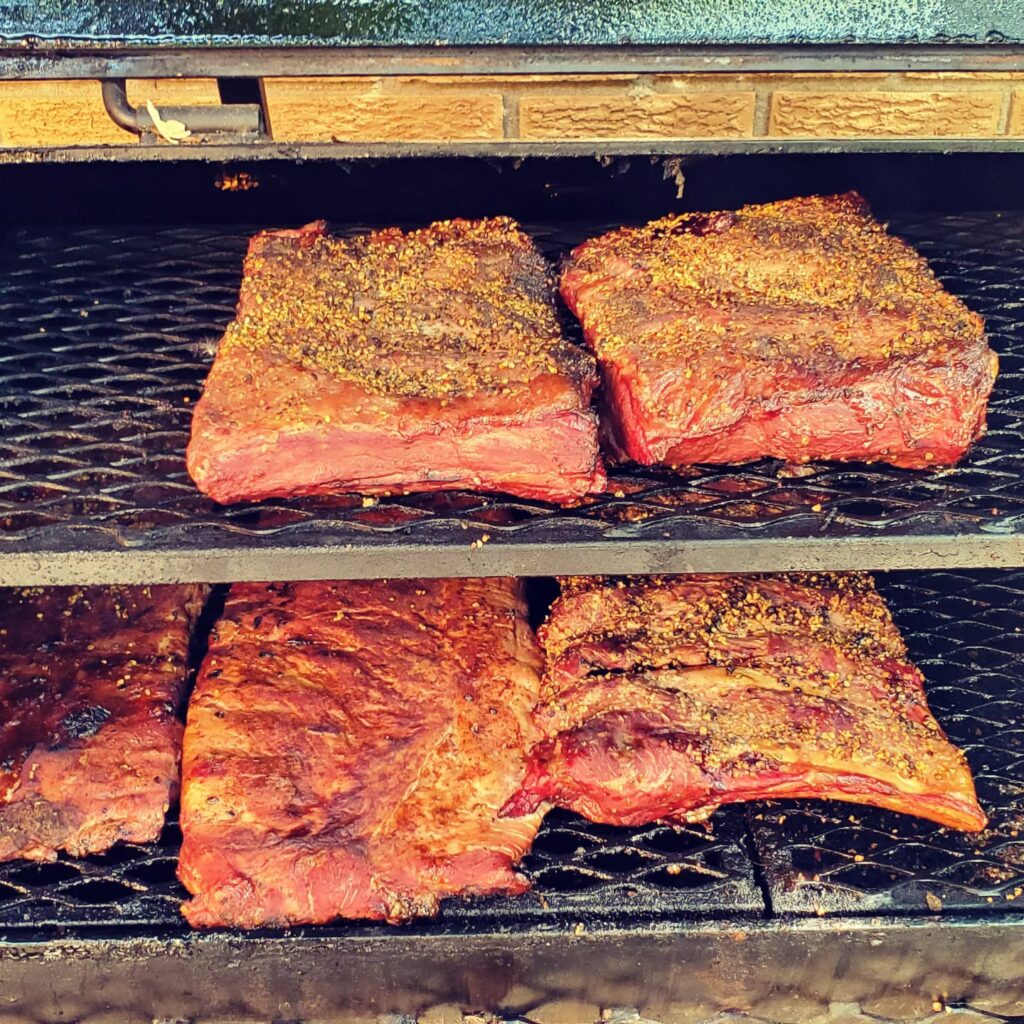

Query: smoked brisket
[178,577,543,928]
[561,193,997,469]
[503,573,986,832]
[188,218,605,505]
[0,585,206,861]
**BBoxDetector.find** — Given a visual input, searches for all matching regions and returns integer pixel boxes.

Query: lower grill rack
[752,570,1024,916]
[0,569,1020,933]
[1,570,1023,1019]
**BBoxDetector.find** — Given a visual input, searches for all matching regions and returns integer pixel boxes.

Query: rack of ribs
[187,218,605,505]
[0,585,207,861]
[178,577,544,928]
[503,573,986,833]
[561,193,997,469]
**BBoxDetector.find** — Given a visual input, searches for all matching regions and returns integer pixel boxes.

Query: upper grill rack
[0,569,1020,936]
[0,214,1023,585]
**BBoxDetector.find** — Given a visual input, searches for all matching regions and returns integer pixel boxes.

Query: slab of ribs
[187,218,605,506]
[0,585,206,861]
[178,577,543,928]
[561,192,997,469]
[503,573,986,833]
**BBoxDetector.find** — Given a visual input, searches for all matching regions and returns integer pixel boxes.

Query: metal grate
[0,817,184,928]
[465,807,761,922]
[0,811,760,930]
[0,570,1021,933]
[1,214,1024,585]
[750,568,1024,917]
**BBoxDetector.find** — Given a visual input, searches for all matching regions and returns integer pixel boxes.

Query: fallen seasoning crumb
[361,496,378,508]
[925,891,943,912]
[811,503,823,512]
[573,922,585,935]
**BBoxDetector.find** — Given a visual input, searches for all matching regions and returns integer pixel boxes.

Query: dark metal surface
[8,45,1024,82]
[0,0,1022,47]
[1,213,1024,584]
[100,78,263,140]
[8,138,1024,167]
[0,807,760,930]
[1,920,1021,1023]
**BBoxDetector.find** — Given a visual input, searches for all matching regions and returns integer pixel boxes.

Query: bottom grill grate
[0,569,1021,936]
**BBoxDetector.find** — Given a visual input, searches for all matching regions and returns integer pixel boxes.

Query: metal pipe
[101,78,263,136]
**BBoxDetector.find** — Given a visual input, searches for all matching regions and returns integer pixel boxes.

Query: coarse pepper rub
[188,218,605,505]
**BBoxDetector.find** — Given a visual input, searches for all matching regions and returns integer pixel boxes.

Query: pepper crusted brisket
[187,218,605,505]
[178,577,543,928]
[0,585,207,861]
[503,574,985,832]
[561,193,997,469]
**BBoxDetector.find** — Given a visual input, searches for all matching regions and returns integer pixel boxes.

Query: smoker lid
[1,0,1023,48]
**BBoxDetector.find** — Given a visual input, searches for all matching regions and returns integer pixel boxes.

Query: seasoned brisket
[178,577,543,928]
[561,193,997,469]
[0,585,207,861]
[503,573,985,832]
[188,218,605,506]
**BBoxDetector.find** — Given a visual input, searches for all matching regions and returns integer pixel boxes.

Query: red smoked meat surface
[560,193,997,469]
[178,577,544,928]
[187,218,605,505]
[503,573,986,833]
[0,585,207,861]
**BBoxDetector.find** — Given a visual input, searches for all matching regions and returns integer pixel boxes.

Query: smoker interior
[2,155,1024,584]
[1,154,1024,1019]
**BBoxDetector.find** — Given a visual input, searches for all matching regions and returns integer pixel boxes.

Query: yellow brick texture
[262,77,503,142]
[125,78,221,107]
[1009,89,1024,135]
[518,92,755,140]
[1,73,1020,147]
[0,79,220,147]
[769,90,1003,137]
[0,81,132,146]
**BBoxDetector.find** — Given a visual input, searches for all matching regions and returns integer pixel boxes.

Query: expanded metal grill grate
[751,569,1024,917]
[0,214,1024,584]
[0,570,1020,933]
[0,810,760,930]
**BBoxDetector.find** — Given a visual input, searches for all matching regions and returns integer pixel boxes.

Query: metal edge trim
[3,44,1024,79]
[2,534,1020,587]
[3,139,1024,164]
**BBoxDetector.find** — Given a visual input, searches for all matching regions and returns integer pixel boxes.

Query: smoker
[0,2,1023,1022]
